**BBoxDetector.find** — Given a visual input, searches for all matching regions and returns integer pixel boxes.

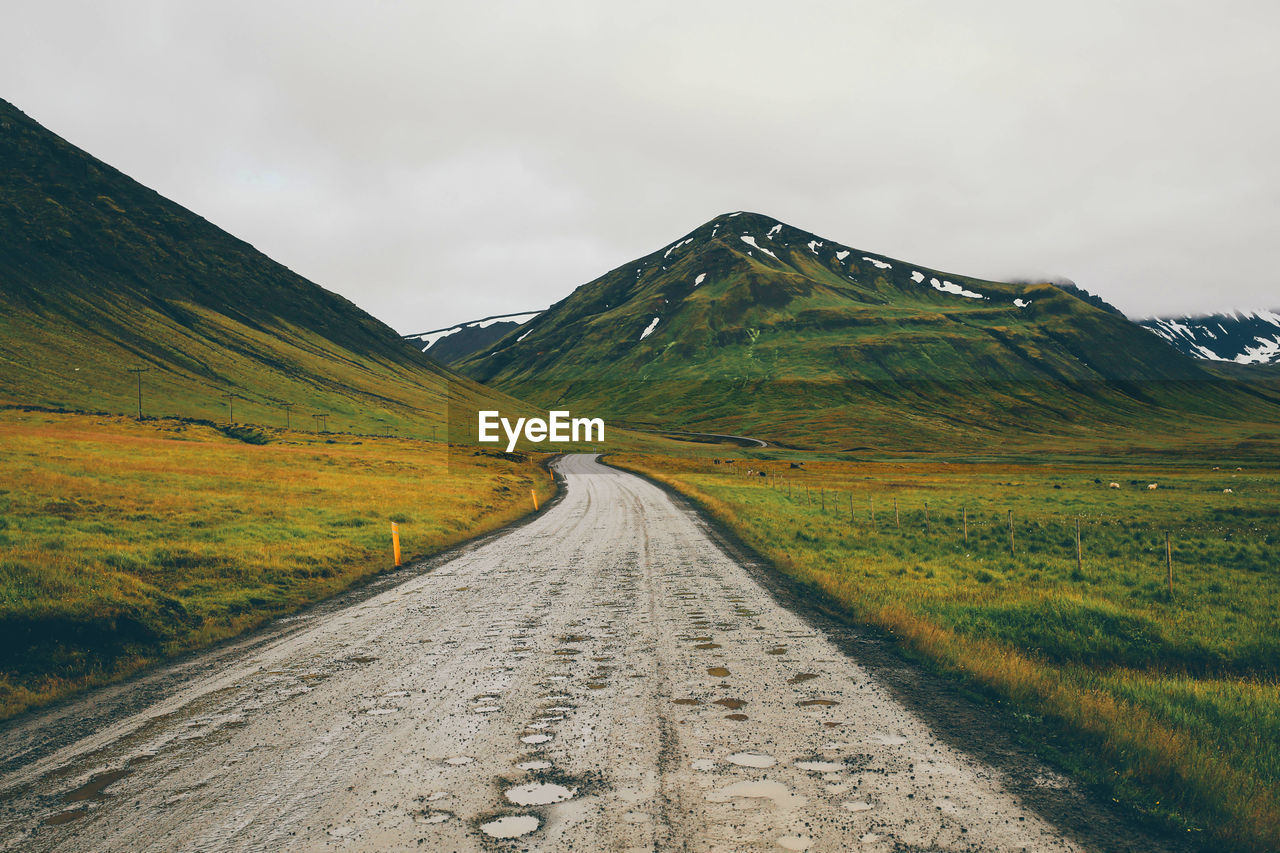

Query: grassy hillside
[0,410,556,720]
[460,212,1280,451]
[0,97,522,437]
[613,451,1280,851]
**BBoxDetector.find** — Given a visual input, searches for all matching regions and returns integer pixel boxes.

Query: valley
[0,456,1183,853]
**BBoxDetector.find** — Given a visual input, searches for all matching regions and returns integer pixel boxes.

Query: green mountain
[459,212,1280,450]
[0,98,520,437]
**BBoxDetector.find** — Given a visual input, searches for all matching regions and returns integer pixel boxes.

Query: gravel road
[0,454,1137,851]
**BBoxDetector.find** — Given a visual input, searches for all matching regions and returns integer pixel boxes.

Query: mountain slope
[459,212,1280,449]
[1139,310,1280,365]
[407,311,541,364]
[0,98,522,436]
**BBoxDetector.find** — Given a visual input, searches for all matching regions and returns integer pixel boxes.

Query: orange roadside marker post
[531,489,540,511]
[391,521,401,567]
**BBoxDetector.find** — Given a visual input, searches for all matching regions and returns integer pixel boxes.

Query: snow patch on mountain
[664,237,694,259]
[640,317,660,340]
[740,235,777,258]
[695,273,706,286]
[863,257,892,270]
[836,250,850,261]
[807,240,822,254]
[911,271,925,283]
[767,223,782,238]
[1139,310,1280,364]
[930,278,984,299]
[407,311,541,350]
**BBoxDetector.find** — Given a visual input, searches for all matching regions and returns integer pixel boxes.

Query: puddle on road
[694,643,721,650]
[673,698,701,706]
[795,760,844,773]
[766,646,788,655]
[65,768,131,803]
[713,698,746,710]
[707,667,730,678]
[708,780,803,809]
[786,673,818,684]
[521,734,552,745]
[504,782,576,806]
[727,751,776,768]
[43,807,88,826]
[586,682,608,690]
[797,699,839,708]
[43,767,132,826]
[517,760,552,771]
[479,814,540,838]
[553,649,581,656]
[725,713,749,721]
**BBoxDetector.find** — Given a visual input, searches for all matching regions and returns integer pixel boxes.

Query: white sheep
[1223,488,1233,494]
[1147,483,1158,490]
[1109,482,1121,489]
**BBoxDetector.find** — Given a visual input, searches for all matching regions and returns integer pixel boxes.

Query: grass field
[612,451,1280,852]
[0,409,556,721]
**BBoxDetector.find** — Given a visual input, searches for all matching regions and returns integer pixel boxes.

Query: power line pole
[313,413,328,433]
[127,367,150,419]
[225,392,237,425]
[282,402,294,430]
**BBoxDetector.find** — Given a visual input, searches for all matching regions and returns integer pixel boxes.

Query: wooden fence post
[870,496,876,531]
[1166,532,1173,596]
[895,497,900,529]
[962,506,968,542]
[1075,517,1082,573]
[925,500,930,531]
[1008,510,1015,555]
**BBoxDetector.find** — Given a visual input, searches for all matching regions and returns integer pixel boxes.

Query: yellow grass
[0,409,555,719]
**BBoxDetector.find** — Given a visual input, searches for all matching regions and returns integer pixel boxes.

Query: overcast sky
[6,1,1278,331]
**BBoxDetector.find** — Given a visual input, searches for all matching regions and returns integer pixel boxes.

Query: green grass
[0,409,556,720]
[613,452,1280,851]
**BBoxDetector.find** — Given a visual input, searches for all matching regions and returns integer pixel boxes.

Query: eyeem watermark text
[478,410,605,452]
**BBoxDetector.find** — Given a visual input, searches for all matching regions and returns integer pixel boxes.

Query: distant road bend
[2,455,1139,851]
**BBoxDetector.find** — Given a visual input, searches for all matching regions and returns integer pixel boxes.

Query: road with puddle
[1,454,1118,850]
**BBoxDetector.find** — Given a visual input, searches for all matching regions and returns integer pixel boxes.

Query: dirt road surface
[0,455,1169,851]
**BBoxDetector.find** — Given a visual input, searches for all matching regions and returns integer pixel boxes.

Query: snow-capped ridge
[1138,309,1280,365]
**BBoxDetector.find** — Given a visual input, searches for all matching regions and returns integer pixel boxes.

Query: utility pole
[127,367,149,419]
[225,392,237,425]
[313,413,328,433]
[282,402,294,430]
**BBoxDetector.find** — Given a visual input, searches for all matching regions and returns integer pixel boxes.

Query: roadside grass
[611,453,1280,852]
[0,409,555,721]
